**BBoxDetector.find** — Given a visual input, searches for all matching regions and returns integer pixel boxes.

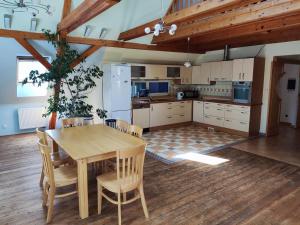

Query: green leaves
[21,30,105,119]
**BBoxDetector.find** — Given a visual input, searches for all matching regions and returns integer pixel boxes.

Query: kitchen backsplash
[174,81,232,97]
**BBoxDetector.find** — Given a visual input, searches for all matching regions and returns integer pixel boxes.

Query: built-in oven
[232,81,252,104]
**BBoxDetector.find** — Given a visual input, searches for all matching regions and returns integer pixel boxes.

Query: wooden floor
[1,133,300,225]
[233,126,300,167]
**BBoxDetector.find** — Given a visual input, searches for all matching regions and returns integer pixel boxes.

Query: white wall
[279,64,300,126]
[0,38,105,135]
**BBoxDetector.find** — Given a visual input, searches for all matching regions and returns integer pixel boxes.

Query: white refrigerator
[102,64,132,123]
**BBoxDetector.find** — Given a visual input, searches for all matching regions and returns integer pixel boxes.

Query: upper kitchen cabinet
[210,61,233,81]
[146,64,167,80]
[180,66,192,84]
[167,66,181,78]
[233,58,254,81]
[131,65,146,79]
[221,61,233,81]
[192,63,210,84]
[210,62,222,81]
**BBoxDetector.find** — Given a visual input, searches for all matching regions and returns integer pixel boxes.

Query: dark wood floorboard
[0,133,300,225]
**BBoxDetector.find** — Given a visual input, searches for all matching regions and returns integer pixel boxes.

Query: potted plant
[22,30,106,126]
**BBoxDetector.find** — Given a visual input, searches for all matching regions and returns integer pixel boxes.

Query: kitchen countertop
[132,96,257,108]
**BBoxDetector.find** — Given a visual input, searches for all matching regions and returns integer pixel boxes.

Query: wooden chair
[36,128,70,187]
[38,140,78,223]
[129,125,143,138]
[62,117,84,128]
[97,145,149,225]
[116,120,130,133]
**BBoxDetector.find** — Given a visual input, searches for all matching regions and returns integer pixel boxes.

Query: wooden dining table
[46,124,146,219]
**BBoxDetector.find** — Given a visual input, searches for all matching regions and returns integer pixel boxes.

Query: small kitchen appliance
[176,92,184,100]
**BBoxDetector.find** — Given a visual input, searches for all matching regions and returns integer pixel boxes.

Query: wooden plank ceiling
[119,0,300,52]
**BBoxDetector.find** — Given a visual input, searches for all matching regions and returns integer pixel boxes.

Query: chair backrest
[129,125,143,138]
[116,144,146,192]
[105,119,117,128]
[38,140,55,186]
[116,120,130,133]
[36,128,48,145]
[62,117,84,128]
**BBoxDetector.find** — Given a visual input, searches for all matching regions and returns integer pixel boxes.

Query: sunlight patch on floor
[174,152,229,165]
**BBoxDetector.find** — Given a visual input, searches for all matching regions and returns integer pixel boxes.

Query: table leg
[77,159,89,219]
[52,141,59,153]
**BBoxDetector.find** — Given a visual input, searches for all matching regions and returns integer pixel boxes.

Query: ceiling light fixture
[30,16,38,31]
[4,14,12,29]
[0,0,52,16]
[184,37,192,68]
[84,25,94,37]
[99,28,108,39]
[144,0,177,37]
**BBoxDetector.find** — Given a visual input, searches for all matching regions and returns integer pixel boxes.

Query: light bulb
[154,30,160,36]
[170,24,177,31]
[184,61,192,68]
[169,29,175,36]
[154,23,161,31]
[144,27,151,34]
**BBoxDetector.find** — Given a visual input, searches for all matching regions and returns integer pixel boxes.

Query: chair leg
[40,166,44,187]
[42,182,49,207]
[46,187,55,223]
[117,192,122,225]
[97,183,103,215]
[139,184,149,219]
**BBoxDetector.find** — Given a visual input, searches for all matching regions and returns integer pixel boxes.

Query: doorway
[267,56,300,136]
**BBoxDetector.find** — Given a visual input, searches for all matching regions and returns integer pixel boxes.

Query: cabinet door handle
[240,122,247,125]
[226,120,231,122]
[226,110,232,112]
[207,77,210,83]
[242,73,245,80]
[217,109,222,111]
[151,106,153,111]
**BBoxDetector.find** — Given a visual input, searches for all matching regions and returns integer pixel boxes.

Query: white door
[111,65,131,111]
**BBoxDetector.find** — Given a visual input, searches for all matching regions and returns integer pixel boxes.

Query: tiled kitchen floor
[143,124,246,163]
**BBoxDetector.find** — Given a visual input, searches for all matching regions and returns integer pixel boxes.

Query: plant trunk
[49,112,57,129]
[48,82,61,129]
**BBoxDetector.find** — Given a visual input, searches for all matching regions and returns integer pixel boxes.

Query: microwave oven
[232,81,252,104]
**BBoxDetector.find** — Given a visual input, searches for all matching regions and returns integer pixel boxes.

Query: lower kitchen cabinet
[193,101,204,123]
[132,108,150,129]
[195,100,252,134]
[150,101,192,128]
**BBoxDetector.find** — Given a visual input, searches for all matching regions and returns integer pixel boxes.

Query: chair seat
[50,166,77,187]
[97,172,139,193]
[51,150,70,167]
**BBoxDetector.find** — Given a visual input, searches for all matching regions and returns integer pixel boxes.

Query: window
[17,56,49,97]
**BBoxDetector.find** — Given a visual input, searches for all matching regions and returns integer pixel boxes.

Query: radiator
[18,107,48,130]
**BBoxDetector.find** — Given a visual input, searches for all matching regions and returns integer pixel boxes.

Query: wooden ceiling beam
[70,45,102,68]
[0,29,46,40]
[188,12,300,45]
[58,0,119,34]
[153,0,300,44]
[118,0,261,41]
[15,38,51,70]
[192,25,300,52]
[62,0,72,20]
[0,29,202,53]
[66,36,203,53]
